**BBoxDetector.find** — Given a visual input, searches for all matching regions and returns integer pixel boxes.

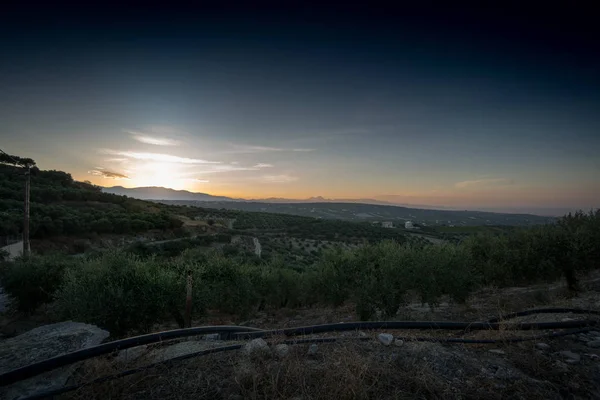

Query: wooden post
[23,166,31,258]
[184,270,193,328]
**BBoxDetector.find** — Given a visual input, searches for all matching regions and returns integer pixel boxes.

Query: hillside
[159,199,554,227]
[0,163,184,240]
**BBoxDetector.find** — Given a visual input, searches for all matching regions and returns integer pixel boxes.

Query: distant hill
[102,186,418,207]
[102,186,240,202]
[102,186,562,223]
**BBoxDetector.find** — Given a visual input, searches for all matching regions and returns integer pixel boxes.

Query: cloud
[455,178,514,189]
[261,174,298,183]
[195,165,259,174]
[133,135,181,146]
[254,163,274,168]
[196,179,210,183]
[104,158,129,162]
[226,144,315,154]
[103,150,220,165]
[126,128,182,146]
[88,169,130,179]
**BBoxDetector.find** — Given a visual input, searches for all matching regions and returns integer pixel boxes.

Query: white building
[405,221,414,229]
[381,221,394,228]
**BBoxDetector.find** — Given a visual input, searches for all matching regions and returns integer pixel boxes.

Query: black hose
[0,326,261,387]
[232,319,597,339]
[486,307,600,323]
[20,344,244,400]
[2,308,598,391]
[20,327,595,400]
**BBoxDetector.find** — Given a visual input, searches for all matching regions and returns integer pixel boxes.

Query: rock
[535,343,550,350]
[589,331,600,337]
[358,331,367,338]
[244,338,270,357]
[586,340,600,348]
[274,344,290,358]
[115,345,148,363]
[0,322,109,400]
[584,353,600,360]
[488,349,505,355]
[553,360,569,373]
[394,339,404,347]
[307,344,318,355]
[202,333,220,341]
[378,333,394,346]
[150,341,220,362]
[558,351,580,363]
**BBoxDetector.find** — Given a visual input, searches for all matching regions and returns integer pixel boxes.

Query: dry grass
[60,336,591,400]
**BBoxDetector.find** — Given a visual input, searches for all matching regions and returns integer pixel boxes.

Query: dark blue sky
[1,3,598,213]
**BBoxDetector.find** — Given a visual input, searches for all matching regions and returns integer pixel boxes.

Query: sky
[1,4,599,214]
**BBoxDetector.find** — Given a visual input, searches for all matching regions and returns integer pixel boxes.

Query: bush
[55,251,186,336]
[0,254,76,313]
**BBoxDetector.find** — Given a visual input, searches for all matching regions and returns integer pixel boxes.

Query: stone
[202,333,220,341]
[378,333,394,346]
[151,341,220,362]
[488,349,505,355]
[558,351,580,363]
[115,345,148,363]
[588,331,600,337]
[307,344,318,355]
[358,331,367,338]
[0,322,109,400]
[586,340,600,348]
[394,339,404,347]
[584,353,600,360]
[274,344,290,358]
[553,360,569,373]
[244,338,270,357]
[535,343,550,350]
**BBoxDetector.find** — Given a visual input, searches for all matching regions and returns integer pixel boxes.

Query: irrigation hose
[0,326,262,387]
[231,319,597,339]
[19,327,596,400]
[485,307,600,323]
[1,308,597,391]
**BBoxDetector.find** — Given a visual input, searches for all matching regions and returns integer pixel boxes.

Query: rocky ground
[2,274,600,399]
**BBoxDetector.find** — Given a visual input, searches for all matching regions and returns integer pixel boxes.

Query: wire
[0,147,20,165]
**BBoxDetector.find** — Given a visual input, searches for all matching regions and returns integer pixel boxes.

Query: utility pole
[0,148,33,257]
[23,165,31,258]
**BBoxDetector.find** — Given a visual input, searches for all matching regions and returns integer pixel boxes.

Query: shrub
[55,251,186,336]
[0,254,76,313]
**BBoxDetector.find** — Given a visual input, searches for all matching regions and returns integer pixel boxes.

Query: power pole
[23,166,31,258]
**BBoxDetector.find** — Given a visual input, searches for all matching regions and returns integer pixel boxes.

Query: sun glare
[129,162,189,190]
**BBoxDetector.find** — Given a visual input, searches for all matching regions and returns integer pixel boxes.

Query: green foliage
[0,162,184,238]
[0,254,77,313]
[55,251,186,336]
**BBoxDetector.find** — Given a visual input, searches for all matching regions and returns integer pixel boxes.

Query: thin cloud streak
[455,178,514,189]
[88,169,130,179]
[254,163,274,168]
[261,174,299,183]
[126,129,182,146]
[225,144,316,154]
[195,165,259,174]
[103,150,220,165]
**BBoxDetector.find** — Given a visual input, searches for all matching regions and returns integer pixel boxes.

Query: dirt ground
[49,273,600,400]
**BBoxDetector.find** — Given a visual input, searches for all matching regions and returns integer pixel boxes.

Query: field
[1,160,600,399]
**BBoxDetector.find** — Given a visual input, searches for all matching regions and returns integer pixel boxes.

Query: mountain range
[103,186,398,206]
[102,186,574,216]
